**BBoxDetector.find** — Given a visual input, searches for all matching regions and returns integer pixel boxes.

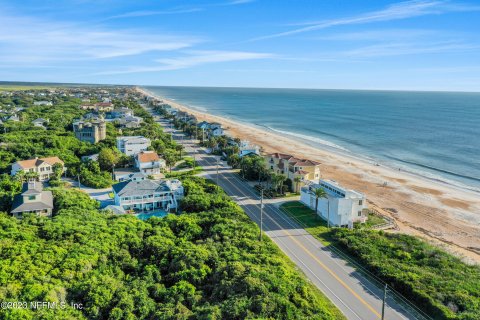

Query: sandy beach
[137,87,480,264]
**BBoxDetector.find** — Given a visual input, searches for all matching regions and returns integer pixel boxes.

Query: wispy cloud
[251,0,479,41]
[225,0,256,4]
[0,11,201,63]
[343,41,479,57]
[314,29,439,41]
[106,0,254,20]
[105,8,203,20]
[97,50,274,75]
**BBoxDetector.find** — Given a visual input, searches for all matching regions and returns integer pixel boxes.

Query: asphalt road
[154,115,422,320]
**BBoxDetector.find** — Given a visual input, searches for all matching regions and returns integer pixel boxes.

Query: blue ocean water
[143,86,480,191]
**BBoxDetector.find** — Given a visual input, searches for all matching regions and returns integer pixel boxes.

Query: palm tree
[313,187,328,218]
[276,174,287,194]
[294,176,302,194]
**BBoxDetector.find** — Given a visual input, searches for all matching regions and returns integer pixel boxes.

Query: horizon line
[1,80,479,94]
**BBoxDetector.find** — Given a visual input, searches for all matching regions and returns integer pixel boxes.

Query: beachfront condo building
[73,117,107,143]
[300,179,367,227]
[265,152,321,191]
[11,156,64,181]
[112,175,184,213]
[116,136,151,156]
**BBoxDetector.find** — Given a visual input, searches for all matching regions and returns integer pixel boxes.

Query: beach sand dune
[139,88,480,264]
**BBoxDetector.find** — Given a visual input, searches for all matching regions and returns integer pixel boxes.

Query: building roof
[11,183,53,213]
[104,205,126,214]
[137,151,160,163]
[117,135,150,143]
[32,118,47,123]
[14,156,64,169]
[267,152,321,166]
[112,179,171,197]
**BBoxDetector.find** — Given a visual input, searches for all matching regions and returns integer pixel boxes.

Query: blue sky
[1,0,480,91]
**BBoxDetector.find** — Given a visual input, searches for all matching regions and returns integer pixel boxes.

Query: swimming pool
[135,211,168,220]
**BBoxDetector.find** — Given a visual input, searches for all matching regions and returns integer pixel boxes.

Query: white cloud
[252,0,479,40]
[343,41,479,57]
[105,8,203,20]
[97,50,274,74]
[0,11,201,63]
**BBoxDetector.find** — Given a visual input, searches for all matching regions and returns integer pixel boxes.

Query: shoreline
[137,87,480,264]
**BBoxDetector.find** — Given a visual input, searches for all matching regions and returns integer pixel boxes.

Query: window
[359,200,363,205]
[358,211,362,216]
[270,166,273,169]
[28,195,36,201]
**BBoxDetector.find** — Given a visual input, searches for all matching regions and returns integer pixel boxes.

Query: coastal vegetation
[0,177,344,319]
[281,201,480,320]
[0,92,182,192]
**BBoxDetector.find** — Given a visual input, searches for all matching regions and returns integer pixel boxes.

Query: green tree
[313,187,328,214]
[98,148,118,171]
[163,151,177,172]
[294,176,302,193]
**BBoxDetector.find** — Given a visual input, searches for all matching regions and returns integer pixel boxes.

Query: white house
[134,151,165,175]
[11,156,64,181]
[238,140,260,157]
[34,101,52,106]
[116,136,151,156]
[32,118,48,128]
[112,176,183,212]
[300,179,367,227]
[211,127,224,137]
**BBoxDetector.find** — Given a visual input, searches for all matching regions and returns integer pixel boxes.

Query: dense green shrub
[0,177,343,319]
[331,228,480,319]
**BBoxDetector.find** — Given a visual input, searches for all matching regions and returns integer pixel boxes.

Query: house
[112,176,183,212]
[300,179,367,227]
[73,117,107,143]
[32,118,48,128]
[113,168,141,182]
[265,153,321,190]
[33,101,52,106]
[11,156,64,181]
[95,102,114,112]
[116,136,151,156]
[109,107,133,119]
[239,140,260,157]
[10,181,53,218]
[81,153,99,162]
[211,127,224,137]
[118,115,143,128]
[135,151,165,175]
[7,114,20,122]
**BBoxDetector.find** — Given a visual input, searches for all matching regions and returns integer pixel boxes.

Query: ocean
[143,86,480,191]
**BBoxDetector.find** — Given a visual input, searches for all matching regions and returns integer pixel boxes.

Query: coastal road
[154,116,421,320]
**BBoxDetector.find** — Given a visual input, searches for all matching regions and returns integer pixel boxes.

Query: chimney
[28,180,35,190]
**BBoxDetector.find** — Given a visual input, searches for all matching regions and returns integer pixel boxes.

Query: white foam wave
[264,126,349,152]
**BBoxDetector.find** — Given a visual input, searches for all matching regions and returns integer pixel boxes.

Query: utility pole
[77,174,81,190]
[112,163,115,180]
[260,189,264,242]
[216,157,219,185]
[381,284,388,320]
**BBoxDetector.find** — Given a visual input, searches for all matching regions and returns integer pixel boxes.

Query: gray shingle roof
[112,179,170,197]
[11,191,53,213]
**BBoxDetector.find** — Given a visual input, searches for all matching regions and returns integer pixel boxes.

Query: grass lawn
[280,201,336,245]
[165,167,203,178]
